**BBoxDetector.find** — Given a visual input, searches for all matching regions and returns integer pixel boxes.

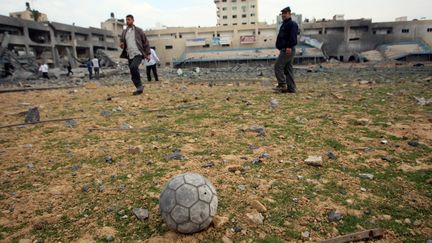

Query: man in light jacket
[143,48,160,81]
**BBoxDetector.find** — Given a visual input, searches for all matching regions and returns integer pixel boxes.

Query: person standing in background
[144,47,160,81]
[91,57,100,80]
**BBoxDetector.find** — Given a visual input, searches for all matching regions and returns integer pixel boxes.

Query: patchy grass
[0,67,431,242]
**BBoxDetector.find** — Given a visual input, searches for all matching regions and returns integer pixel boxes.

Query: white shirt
[143,49,160,66]
[91,58,99,68]
[39,64,48,73]
[125,27,141,58]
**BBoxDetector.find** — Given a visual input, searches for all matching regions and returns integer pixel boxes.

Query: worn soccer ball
[160,173,218,234]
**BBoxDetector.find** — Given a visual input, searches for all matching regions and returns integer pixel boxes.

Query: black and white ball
[160,173,218,234]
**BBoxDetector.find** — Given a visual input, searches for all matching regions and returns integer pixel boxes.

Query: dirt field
[0,65,431,242]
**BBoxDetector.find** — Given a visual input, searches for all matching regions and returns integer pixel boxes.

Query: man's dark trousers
[146,64,159,81]
[87,67,93,80]
[128,55,143,89]
[274,48,296,92]
[94,67,100,80]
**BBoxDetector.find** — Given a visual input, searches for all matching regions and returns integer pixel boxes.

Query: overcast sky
[1,0,431,29]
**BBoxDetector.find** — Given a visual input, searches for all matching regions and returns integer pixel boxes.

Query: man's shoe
[132,86,144,95]
[272,85,288,93]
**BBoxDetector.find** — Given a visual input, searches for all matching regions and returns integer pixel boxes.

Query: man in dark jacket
[120,14,151,95]
[273,7,299,93]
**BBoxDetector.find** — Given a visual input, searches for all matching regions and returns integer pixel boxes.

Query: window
[202,44,210,48]
[165,45,173,49]
[242,14,247,18]
[223,16,227,19]
[251,5,255,8]
[251,13,255,17]
[233,23,237,25]
[222,7,227,11]
[427,28,432,32]
[232,15,237,19]
[179,34,182,38]
[232,6,237,10]
[402,29,409,33]
[242,22,247,25]
[165,62,171,66]
[251,22,255,24]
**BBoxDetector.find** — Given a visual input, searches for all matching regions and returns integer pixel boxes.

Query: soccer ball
[160,173,218,234]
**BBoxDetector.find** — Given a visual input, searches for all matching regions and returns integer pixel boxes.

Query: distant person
[39,63,49,79]
[66,62,73,76]
[91,57,100,80]
[273,6,298,93]
[86,58,93,79]
[143,48,160,81]
[4,63,14,77]
[120,14,151,95]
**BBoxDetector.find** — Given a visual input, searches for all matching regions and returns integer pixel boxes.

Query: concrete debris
[359,173,374,180]
[355,118,370,126]
[25,107,40,123]
[304,156,323,167]
[242,125,266,137]
[246,212,264,225]
[270,98,279,110]
[165,149,184,161]
[413,96,432,106]
[132,208,149,221]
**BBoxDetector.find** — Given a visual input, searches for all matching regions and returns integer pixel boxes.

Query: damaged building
[302,16,432,62]
[0,13,119,78]
[144,0,432,68]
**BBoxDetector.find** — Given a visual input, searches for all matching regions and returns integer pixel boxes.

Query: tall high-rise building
[215,0,258,26]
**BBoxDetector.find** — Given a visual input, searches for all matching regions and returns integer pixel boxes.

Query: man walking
[91,57,100,80]
[120,14,151,95]
[66,61,73,76]
[273,6,298,93]
[144,47,160,81]
[86,58,93,80]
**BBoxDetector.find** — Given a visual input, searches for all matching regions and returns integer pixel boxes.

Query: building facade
[143,15,432,67]
[100,13,125,45]
[215,0,258,26]
[0,14,118,68]
[9,9,49,22]
[302,18,432,61]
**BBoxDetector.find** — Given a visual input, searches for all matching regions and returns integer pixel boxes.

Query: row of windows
[222,22,255,26]
[220,5,256,10]
[402,28,432,33]
[222,13,255,19]
[164,43,239,50]
[305,28,432,35]
[222,0,249,2]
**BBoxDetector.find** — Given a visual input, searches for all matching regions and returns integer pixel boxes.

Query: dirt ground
[0,64,431,242]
